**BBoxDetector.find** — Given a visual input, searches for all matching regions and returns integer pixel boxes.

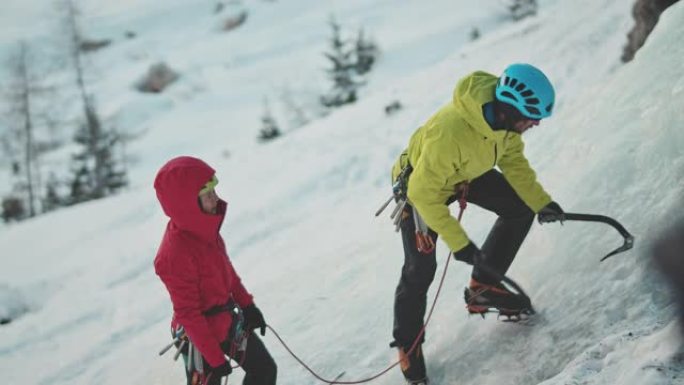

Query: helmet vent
[500,91,519,102]
[546,103,553,113]
[515,83,526,92]
[521,90,534,97]
[525,97,539,105]
[525,106,541,116]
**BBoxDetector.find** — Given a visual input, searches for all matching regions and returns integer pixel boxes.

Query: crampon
[464,284,535,323]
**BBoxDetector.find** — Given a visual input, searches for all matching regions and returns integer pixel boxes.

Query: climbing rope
[265,250,453,384]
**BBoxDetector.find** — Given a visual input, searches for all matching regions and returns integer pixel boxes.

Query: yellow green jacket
[392,71,552,252]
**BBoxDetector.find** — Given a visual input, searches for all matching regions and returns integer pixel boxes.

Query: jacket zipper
[493,142,498,167]
[493,131,511,166]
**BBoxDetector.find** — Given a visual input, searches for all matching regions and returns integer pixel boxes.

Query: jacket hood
[452,71,499,137]
[154,156,225,241]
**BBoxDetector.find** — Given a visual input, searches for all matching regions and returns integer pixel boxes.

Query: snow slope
[1,0,683,384]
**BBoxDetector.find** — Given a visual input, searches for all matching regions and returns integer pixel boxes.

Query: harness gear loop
[413,206,435,254]
[414,181,469,254]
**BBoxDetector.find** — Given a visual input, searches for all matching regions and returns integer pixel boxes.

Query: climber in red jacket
[154,156,276,385]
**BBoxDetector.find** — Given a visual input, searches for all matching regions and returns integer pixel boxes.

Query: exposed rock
[79,38,112,53]
[222,11,248,31]
[1,196,25,222]
[136,63,180,93]
[384,100,403,116]
[622,0,680,62]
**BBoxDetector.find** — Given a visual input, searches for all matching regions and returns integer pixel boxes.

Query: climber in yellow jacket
[391,64,564,385]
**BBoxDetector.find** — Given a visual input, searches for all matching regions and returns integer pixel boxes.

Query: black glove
[537,201,565,224]
[452,242,484,265]
[207,360,232,380]
[243,304,267,336]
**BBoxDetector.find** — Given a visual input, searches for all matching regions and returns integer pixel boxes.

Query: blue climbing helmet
[495,63,555,120]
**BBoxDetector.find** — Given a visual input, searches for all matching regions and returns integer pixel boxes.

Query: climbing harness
[158,300,250,385]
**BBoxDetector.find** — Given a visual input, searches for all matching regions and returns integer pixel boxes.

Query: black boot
[464,278,532,315]
[398,345,429,384]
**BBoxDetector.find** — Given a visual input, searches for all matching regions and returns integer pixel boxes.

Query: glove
[207,360,232,380]
[243,304,267,336]
[452,242,484,265]
[537,201,565,224]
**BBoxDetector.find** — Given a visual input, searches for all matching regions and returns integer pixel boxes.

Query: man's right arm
[407,144,470,253]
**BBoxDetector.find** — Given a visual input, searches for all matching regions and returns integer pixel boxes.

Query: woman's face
[198,189,219,214]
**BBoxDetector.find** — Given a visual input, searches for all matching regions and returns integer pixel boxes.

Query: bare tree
[15,43,36,216]
[278,85,309,130]
[2,42,49,218]
[62,0,127,202]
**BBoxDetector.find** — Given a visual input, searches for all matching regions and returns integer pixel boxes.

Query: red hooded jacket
[154,156,253,367]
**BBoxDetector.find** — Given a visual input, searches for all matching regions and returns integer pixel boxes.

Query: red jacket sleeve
[230,270,254,309]
[156,252,226,367]
[223,249,254,308]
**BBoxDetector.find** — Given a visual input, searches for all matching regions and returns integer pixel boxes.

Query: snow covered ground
[1,0,683,384]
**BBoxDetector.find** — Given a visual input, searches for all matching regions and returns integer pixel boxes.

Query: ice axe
[538,212,635,261]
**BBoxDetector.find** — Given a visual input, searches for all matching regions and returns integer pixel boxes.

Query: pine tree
[320,17,363,108]
[42,173,62,212]
[69,109,127,204]
[354,28,378,75]
[258,98,281,142]
[470,27,481,41]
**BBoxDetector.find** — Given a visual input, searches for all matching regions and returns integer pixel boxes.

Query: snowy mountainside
[1,1,684,385]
